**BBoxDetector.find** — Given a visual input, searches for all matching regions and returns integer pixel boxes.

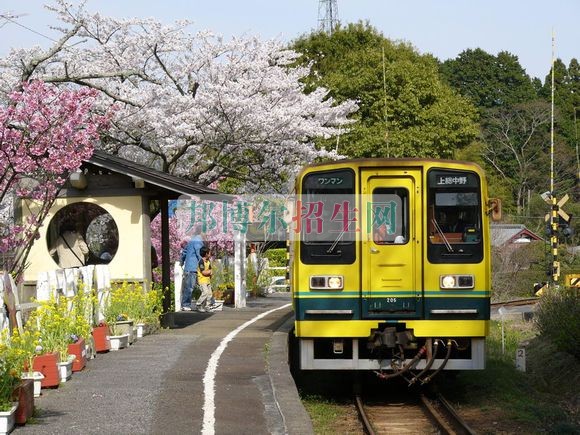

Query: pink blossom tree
[0,0,357,193]
[0,80,107,279]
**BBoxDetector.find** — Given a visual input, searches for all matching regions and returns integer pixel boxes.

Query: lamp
[69,171,87,190]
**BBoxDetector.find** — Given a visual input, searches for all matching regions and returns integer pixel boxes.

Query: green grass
[438,320,579,433]
[298,319,579,434]
[302,394,352,434]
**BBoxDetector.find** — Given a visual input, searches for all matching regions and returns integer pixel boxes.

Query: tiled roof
[491,224,543,246]
[86,150,231,200]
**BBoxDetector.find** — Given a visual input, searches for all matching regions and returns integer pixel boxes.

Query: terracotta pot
[32,352,60,388]
[67,337,87,372]
[92,325,111,353]
[13,378,34,425]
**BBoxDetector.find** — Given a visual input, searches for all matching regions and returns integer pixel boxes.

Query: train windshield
[299,168,355,264]
[427,169,483,263]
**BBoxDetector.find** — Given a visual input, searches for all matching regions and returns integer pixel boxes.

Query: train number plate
[368,297,416,313]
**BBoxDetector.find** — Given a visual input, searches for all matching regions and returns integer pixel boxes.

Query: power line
[0,13,63,45]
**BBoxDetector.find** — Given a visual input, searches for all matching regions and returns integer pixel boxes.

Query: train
[289,158,501,384]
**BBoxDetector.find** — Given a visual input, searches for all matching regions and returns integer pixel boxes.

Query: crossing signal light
[534,282,548,296]
[559,214,574,237]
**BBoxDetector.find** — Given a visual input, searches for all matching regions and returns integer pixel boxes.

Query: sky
[0,0,578,80]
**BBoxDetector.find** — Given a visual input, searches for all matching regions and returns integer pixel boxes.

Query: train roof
[298,157,485,174]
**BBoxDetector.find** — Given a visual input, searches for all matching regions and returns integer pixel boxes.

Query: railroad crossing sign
[544,193,570,222]
[565,274,580,288]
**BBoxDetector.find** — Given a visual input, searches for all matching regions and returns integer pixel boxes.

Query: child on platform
[195,247,213,312]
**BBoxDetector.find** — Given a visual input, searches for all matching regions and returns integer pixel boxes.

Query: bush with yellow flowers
[0,329,21,411]
[105,282,162,333]
[68,290,94,342]
[28,296,74,363]
[8,327,41,375]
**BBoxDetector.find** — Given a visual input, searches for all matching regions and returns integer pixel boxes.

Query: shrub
[534,288,579,359]
[263,248,287,267]
[0,341,20,411]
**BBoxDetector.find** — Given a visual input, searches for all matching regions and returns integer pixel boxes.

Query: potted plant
[103,287,130,350]
[67,291,92,372]
[91,322,111,353]
[8,328,44,398]
[0,333,21,433]
[28,297,73,385]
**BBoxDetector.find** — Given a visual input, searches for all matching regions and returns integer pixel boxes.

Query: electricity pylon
[318,0,339,35]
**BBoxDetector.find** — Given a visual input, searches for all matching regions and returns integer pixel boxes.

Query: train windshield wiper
[431,218,453,253]
[326,229,345,254]
[326,220,354,254]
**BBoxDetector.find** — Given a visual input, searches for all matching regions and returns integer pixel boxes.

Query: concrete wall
[23,196,147,285]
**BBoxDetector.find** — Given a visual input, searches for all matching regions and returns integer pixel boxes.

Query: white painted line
[201,303,292,435]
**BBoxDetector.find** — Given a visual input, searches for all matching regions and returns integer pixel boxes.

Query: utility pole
[544,31,572,287]
[318,0,339,35]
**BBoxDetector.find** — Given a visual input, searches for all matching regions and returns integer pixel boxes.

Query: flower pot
[20,372,44,398]
[13,379,34,425]
[67,337,87,372]
[32,352,60,388]
[112,320,135,345]
[58,357,74,383]
[92,325,111,353]
[0,403,17,435]
[109,334,129,351]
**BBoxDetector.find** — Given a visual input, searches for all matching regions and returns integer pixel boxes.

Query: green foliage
[438,320,577,433]
[534,288,580,358]
[263,248,287,267]
[540,59,580,150]
[0,330,23,411]
[245,259,259,297]
[292,22,479,159]
[440,48,538,109]
[105,282,163,333]
[487,320,536,362]
[28,297,74,362]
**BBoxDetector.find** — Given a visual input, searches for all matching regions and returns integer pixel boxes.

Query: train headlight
[441,275,456,288]
[310,275,344,290]
[328,276,343,289]
[440,274,474,289]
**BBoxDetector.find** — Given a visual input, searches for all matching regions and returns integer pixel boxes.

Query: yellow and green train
[290,158,501,383]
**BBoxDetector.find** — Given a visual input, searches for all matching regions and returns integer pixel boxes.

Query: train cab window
[371,188,409,245]
[300,168,355,264]
[427,169,483,264]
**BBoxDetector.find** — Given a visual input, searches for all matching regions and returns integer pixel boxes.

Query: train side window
[371,187,408,245]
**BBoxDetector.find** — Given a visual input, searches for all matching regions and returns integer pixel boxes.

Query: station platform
[15,293,313,435]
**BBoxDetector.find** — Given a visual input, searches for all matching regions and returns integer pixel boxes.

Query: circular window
[47,203,119,268]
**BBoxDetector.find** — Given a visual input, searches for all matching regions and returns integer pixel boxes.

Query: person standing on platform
[195,247,213,313]
[50,222,89,268]
[180,230,204,311]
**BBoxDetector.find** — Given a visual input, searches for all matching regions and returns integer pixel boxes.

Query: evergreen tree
[440,48,538,108]
[292,22,478,159]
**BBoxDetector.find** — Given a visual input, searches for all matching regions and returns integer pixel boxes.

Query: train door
[361,169,422,319]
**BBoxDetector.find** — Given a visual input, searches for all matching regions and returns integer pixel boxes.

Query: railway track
[490,297,539,308]
[355,391,476,435]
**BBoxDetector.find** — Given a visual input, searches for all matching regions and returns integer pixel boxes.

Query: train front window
[300,169,355,264]
[372,188,409,245]
[427,169,483,263]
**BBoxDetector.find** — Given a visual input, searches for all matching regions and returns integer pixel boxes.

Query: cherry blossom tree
[0,80,107,279]
[0,1,357,193]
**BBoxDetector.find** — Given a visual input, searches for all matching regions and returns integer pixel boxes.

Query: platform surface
[16,293,313,435]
